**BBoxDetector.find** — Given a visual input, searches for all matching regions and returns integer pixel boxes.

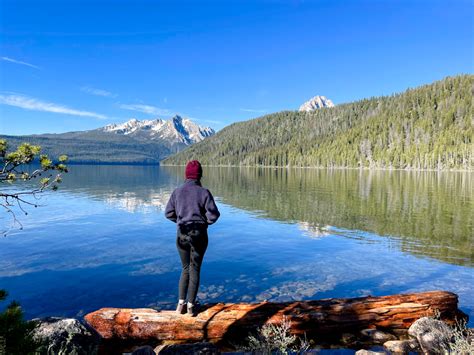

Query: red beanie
[185,160,202,180]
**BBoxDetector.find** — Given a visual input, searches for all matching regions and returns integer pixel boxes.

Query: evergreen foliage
[0,290,41,354]
[1,139,68,234]
[164,75,473,170]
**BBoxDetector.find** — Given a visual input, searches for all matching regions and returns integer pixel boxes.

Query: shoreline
[27,291,470,354]
[160,163,474,173]
[24,161,474,172]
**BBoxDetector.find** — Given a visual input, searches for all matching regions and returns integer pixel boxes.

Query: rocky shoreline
[31,316,473,354]
[29,291,472,354]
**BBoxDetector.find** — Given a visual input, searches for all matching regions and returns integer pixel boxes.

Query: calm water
[0,166,473,325]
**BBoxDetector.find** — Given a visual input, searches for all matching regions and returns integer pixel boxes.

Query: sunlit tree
[0,139,68,235]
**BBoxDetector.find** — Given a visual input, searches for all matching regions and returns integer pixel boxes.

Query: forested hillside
[0,134,174,164]
[164,75,473,170]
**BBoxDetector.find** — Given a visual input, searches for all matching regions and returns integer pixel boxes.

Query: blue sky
[0,0,472,135]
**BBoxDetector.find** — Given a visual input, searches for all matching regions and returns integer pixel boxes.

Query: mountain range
[1,115,214,164]
[164,75,473,170]
[102,116,214,145]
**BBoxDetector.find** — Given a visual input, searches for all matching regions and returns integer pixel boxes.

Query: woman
[165,160,220,316]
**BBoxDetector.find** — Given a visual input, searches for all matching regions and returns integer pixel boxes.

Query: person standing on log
[165,160,220,316]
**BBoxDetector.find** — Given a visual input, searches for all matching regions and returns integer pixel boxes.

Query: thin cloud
[119,103,171,116]
[81,86,117,98]
[240,108,268,113]
[0,94,108,120]
[1,56,40,69]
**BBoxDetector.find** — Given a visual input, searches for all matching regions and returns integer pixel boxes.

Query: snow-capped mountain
[298,95,335,112]
[4,115,216,164]
[102,115,215,145]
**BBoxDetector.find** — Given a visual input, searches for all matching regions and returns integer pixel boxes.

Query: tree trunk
[84,290,466,345]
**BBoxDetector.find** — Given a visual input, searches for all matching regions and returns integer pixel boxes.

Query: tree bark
[84,291,466,345]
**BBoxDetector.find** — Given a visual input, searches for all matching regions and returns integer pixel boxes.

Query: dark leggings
[176,223,208,304]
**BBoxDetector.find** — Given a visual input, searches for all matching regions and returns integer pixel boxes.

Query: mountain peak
[299,96,335,112]
[101,116,214,145]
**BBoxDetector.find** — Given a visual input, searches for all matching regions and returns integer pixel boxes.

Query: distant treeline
[164,75,473,170]
[0,135,173,164]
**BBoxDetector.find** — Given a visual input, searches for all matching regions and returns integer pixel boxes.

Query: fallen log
[84,291,466,345]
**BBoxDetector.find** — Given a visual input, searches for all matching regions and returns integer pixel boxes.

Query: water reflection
[1,165,472,323]
[61,165,178,212]
[58,166,473,265]
[185,167,472,266]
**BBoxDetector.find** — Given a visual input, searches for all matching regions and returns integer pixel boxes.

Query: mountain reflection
[60,165,177,212]
[61,165,473,266]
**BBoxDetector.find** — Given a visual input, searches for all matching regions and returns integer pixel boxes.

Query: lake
[0,165,473,327]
